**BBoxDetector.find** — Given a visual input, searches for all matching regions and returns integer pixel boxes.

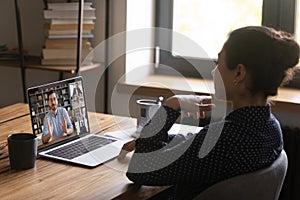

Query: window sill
[118,74,300,114]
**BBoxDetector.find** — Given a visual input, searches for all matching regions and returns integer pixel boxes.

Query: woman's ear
[234,64,247,83]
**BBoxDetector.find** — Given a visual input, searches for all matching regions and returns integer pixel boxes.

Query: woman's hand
[164,95,215,119]
[122,140,136,152]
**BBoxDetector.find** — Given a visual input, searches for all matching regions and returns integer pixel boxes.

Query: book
[41,58,77,65]
[45,38,91,49]
[46,19,95,25]
[0,48,28,60]
[47,29,92,36]
[42,48,92,60]
[44,9,96,19]
[45,23,95,30]
[0,44,7,51]
[41,58,93,66]
[47,2,93,10]
[47,34,94,39]
[41,2,96,66]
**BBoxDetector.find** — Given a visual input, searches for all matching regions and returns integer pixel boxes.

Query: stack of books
[0,46,22,61]
[42,2,96,66]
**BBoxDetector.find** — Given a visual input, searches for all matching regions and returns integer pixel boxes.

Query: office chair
[194,150,288,200]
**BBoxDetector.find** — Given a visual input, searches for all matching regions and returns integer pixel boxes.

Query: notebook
[27,76,127,167]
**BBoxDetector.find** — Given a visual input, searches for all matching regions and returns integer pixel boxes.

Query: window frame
[154,0,297,80]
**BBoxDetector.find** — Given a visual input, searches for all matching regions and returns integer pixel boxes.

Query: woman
[126,26,299,199]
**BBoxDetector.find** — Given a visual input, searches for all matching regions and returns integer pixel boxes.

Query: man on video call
[42,90,74,144]
[72,82,82,97]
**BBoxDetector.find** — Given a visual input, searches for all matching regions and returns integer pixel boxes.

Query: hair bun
[271,31,300,70]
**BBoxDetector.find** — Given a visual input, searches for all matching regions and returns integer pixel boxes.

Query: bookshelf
[0,0,102,103]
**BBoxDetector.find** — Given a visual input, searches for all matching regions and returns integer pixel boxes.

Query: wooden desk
[0,104,169,199]
[0,103,29,124]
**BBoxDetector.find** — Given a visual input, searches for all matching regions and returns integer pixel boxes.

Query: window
[172,0,263,59]
[295,0,300,42]
[155,0,297,80]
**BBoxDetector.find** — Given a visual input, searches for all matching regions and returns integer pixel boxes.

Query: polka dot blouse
[126,105,283,198]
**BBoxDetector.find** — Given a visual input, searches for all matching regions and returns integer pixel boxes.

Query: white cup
[135,98,163,135]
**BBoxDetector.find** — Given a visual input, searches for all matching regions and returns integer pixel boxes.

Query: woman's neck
[231,93,267,110]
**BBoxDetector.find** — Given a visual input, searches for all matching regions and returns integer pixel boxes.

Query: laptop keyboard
[45,135,117,160]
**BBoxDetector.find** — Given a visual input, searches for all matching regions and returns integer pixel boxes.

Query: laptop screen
[27,76,90,145]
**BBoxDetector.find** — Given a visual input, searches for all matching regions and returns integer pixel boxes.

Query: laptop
[27,76,126,167]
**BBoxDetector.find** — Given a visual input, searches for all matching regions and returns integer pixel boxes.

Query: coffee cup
[135,97,163,134]
[7,133,38,170]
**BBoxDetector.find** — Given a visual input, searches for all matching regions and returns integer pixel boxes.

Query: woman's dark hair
[223,26,299,97]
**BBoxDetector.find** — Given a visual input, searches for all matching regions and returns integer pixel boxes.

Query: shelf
[0,56,103,74]
[7,0,106,106]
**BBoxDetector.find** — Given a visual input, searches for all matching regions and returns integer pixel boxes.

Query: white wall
[0,0,57,107]
[126,0,155,78]
[105,0,127,114]
[107,0,156,117]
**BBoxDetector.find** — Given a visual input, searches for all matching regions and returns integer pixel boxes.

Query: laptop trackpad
[72,141,123,166]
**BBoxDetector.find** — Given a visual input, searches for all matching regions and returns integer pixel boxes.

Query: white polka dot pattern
[126,105,283,198]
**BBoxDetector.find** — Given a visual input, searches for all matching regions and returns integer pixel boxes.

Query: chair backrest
[194,150,288,200]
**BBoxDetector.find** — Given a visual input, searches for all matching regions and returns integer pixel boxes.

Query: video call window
[28,80,88,139]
